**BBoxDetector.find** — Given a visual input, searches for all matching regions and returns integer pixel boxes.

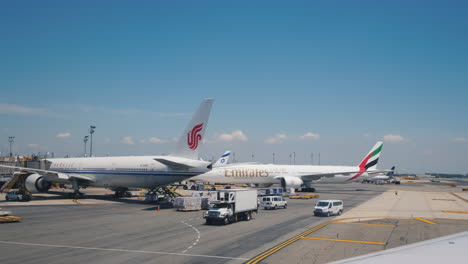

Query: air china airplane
[191,141,385,192]
[0,99,214,198]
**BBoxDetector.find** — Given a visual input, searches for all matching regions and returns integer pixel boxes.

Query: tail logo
[187,123,204,150]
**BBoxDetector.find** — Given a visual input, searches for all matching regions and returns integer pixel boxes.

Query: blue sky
[1,1,467,174]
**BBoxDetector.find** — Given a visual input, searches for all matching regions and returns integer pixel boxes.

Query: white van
[261,196,287,210]
[313,200,343,216]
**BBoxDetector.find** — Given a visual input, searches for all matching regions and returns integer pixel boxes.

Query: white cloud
[0,103,62,118]
[299,132,320,140]
[56,132,72,138]
[149,137,166,144]
[27,144,39,148]
[122,136,135,145]
[383,134,405,143]
[265,133,287,144]
[217,130,248,142]
[453,137,467,142]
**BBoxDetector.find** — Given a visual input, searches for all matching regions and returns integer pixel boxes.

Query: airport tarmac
[1,181,467,264]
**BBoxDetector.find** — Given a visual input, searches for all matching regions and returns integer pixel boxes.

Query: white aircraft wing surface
[0,164,94,182]
[274,170,391,182]
[329,231,467,264]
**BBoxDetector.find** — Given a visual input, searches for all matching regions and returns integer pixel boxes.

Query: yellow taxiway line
[414,217,437,224]
[245,221,332,264]
[300,237,386,245]
[442,210,468,214]
[332,221,396,227]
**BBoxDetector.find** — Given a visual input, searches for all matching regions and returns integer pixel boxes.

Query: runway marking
[245,221,332,264]
[332,221,396,227]
[432,199,456,201]
[414,217,438,224]
[300,237,386,245]
[181,221,201,254]
[0,241,247,261]
[442,210,468,214]
[450,193,468,203]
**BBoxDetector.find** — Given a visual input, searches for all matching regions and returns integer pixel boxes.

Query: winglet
[171,99,214,159]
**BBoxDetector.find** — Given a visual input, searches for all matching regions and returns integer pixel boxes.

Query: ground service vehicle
[203,189,258,225]
[5,190,31,201]
[261,196,287,209]
[314,200,343,216]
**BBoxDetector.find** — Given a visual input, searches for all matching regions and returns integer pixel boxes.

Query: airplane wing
[154,158,195,170]
[0,164,94,182]
[274,170,392,182]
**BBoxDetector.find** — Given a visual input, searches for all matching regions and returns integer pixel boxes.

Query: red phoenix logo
[187,123,203,150]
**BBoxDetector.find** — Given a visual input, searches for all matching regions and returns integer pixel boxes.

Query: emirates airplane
[0,99,214,198]
[191,141,385,192]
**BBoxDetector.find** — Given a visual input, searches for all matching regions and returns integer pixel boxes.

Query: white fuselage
[191,164,373,186]
[46,156,209,189]
[368,175,390,182]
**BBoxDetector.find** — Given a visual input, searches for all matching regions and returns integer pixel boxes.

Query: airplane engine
[25,174,51,193]
[280,176,303,189]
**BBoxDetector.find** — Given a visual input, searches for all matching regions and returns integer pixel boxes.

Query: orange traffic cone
[157,205,161,212]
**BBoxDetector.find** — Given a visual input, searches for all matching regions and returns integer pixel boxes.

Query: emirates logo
[187,123,203,150]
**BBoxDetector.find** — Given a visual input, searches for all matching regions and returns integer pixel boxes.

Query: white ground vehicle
[313,200,343,216]
[5,190,31,201]
[261,196,287,209]
[203,189,258,225]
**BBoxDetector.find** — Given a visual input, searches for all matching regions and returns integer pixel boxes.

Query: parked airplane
[212,151,232,167]
[0,99,214,198]
[190,141,385,192]
[365,166,395,183]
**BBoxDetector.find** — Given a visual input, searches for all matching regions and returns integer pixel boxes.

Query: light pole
[8,136,14,157]
[83,136,89,157]
[311,153,314,165]
[272,152,275,164]
[89,126,96,157]
[293,152,296,165]
[318,152,321,165]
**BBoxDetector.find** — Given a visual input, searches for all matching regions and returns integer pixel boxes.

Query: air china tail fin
[172,98,214,159]
[213,151,231,167]
[358,141,383,171]
[386,166,395,177]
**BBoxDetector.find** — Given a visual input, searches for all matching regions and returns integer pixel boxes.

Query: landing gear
[113,188,131,198]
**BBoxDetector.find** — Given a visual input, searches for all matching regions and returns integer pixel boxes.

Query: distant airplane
[213,151,232,167]
[365,166,396,183]
[0,99,214,198]
[190,141,386,192]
